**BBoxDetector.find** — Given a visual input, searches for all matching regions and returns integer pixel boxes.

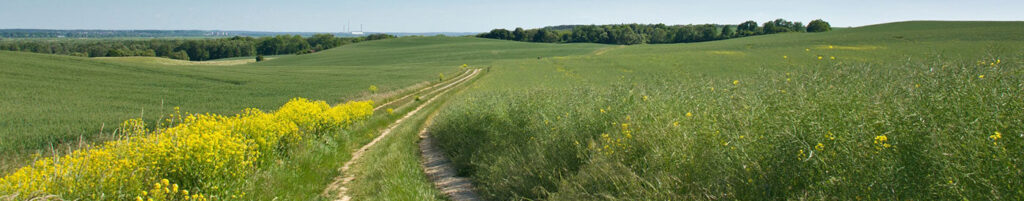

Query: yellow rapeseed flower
[990,131,1002,141]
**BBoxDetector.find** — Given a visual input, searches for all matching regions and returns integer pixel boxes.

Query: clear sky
[1,0,1020,33]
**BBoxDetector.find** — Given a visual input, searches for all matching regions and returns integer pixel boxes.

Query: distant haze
[1,0,1021,33]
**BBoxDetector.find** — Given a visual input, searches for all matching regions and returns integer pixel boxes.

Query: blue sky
[1,0,1020,32]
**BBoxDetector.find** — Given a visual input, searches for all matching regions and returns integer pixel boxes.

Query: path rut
[322,69,480,201]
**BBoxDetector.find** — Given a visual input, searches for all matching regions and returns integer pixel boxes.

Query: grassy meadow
[429,21,1024,200]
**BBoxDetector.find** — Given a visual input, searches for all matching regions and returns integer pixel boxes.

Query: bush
[807,19,832,32]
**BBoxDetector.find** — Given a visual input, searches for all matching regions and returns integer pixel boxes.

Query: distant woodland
[0,33,397,61]
[478,19,832,45]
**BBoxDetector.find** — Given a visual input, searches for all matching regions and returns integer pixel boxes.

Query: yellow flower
[673,122,679,127]
[136,196,143,201]
[685,112,693,117]
[642,95,649,101]
[874,135,891,149]
[805,48,810,51]
[818,56,823,60]
[783,55,788,59]
[978,74,985,79]
[830,56,836,60]
[828,45,834,49]
[733,80,739,85]
[600,108,605,113]
[990,131,1002,141]
[815,143,824,151]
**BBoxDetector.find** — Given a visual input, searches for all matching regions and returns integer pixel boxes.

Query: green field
[1,21,1022,200]
[0,36,604,172]
[430,21,1024,200]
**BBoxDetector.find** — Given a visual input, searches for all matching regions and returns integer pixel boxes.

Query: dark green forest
[478,18,830,45]
[0,33,396,61]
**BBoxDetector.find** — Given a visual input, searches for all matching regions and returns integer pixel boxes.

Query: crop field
[430,21,1024,200]
[0,36,603,172]
[1,21,1022,200]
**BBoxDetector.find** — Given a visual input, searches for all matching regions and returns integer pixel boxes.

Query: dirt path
[323,69,481,201]
[373,70,470,111]
[419,128,482,201]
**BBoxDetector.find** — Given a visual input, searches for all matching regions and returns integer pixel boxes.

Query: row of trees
[0,33,397,61]
[478,19,831,45]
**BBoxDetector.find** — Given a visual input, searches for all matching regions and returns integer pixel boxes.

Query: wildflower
[673,122,679,127]
[828,45,834,49]
[815,143,824,151]
[990,131,1002,145]
[783,55,788,59]
[600,108,606,113]
[805,48,810,52]
[386,108,394,115]
[798,149,806,158]
[830,56,836,60]
[826,131,835,140]
[979,74,985,79]
[642,95,649,101]
[818,56,823,60]
[874,135,891,149]
[686,112,693,117]
[996,59,1001,64]
[990,131,1002,140]
[368,85,378,93]
[136,197,143,201]
[733,80,739,85]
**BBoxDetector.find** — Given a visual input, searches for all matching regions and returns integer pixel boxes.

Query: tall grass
[430,56,1023,200]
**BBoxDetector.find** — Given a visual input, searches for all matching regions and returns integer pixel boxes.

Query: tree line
[478,19,831,45]
[0,33,397,61]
